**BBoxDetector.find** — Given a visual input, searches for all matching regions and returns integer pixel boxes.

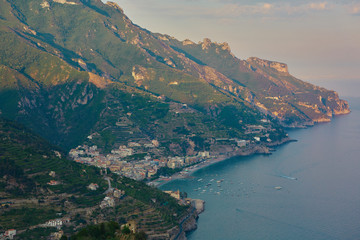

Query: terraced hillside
[0,118,193,239]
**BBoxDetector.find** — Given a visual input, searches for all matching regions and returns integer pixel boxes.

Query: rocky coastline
[152,137,294,188]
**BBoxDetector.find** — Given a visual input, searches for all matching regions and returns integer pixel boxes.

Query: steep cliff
[165,37,350,127]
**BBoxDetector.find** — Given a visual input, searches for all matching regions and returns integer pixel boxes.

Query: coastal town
[69,139,249,182]
[0,120,283,239]
[68,121,280,183]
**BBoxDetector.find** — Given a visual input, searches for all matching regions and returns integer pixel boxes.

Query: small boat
[274,186,282,190]
[280,175,297,180]
[217,179,224,183]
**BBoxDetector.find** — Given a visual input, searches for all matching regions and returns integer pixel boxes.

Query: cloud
[207,2,334,20]
[211,3,275,17]
[112,0,360,20]
[349,4,360,15]
[308,2,328,10]
[263,3,273,10]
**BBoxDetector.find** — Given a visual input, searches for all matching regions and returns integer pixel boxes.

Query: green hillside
[0,118,191,238]
[0,0,350,153]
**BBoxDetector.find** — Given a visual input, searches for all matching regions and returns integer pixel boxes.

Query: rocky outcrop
[247,57,288,74]
[52,0,78,5]
[201,38,212,50]
[88,73,112,89]
[182,39,195,46]
[132,65,150,87]
[106,1,124,13]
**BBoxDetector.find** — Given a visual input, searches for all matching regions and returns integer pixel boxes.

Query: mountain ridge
[0,0,350,149]
[0,1,352,238]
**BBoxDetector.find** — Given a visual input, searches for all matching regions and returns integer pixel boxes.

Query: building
[45,219,63,227]
[164,190,181,200]
[151,139,160,147]
[4,230,16,240]
[246,125,266,134]
[236,139,247,147]
[48,180,60,186]
[128,142,141,147]
[88,183,99,191]
[50,230,63,240]
[100,196,115,208]
[147,169,157,178]
[113,189,125,198]
[198,151,210,158]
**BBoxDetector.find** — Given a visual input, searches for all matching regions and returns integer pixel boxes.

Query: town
[69,142,214,181]
[68,122,278,182]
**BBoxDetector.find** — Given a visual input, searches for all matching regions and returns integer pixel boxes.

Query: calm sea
[161,97,360,240]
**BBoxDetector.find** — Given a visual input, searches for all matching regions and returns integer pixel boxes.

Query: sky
[105,0,360,96]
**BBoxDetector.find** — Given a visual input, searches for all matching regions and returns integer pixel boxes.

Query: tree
[121,225,131,234]
[135,231,147,240]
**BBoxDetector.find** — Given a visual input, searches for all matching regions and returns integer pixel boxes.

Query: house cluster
[164,190,181,200]
[40,218,71,229]
[0,201,14,208]
[69,143,211,181]
[166,153,209,169]
[0,230,16,240]
[100,188,125,209]
[245,124,267,134]
[47,180,61,186]
[163,190,204,214]
[50,230,64,240]
[88,183,99,191]
[100,196,115,209]
[245,124,276,142]
[215,138,249,147]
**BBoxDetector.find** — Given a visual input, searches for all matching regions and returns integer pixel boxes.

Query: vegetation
[151,167,182,179]
[0,118,189,238]
[0,0,348,238]
[71,221,120,240]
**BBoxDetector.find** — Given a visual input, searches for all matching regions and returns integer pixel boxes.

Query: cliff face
[247,57,288,73]
[164,37,350,127]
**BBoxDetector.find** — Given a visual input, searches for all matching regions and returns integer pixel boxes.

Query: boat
[280,175,297,180]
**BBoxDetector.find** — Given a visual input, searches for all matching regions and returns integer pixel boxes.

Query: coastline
[151,137,294,188]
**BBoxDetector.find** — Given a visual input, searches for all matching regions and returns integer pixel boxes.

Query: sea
[161,94,360,240]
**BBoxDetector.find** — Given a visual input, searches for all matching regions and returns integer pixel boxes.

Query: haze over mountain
[111,0,360,82]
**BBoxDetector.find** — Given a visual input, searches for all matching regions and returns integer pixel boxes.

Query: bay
[161,97,360,240]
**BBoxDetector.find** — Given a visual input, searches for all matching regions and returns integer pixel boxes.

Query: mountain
[0,0,273,155]
[0,1,351,238]
[0,118,195,239]
[163,37,350,126]
[0,1,349,150]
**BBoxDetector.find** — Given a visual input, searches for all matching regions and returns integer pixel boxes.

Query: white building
[4,230,16,240]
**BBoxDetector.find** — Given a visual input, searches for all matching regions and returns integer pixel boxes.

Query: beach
[150,137,293,187]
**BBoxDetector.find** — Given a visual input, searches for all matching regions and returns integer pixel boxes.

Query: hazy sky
[106,0,360,87]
